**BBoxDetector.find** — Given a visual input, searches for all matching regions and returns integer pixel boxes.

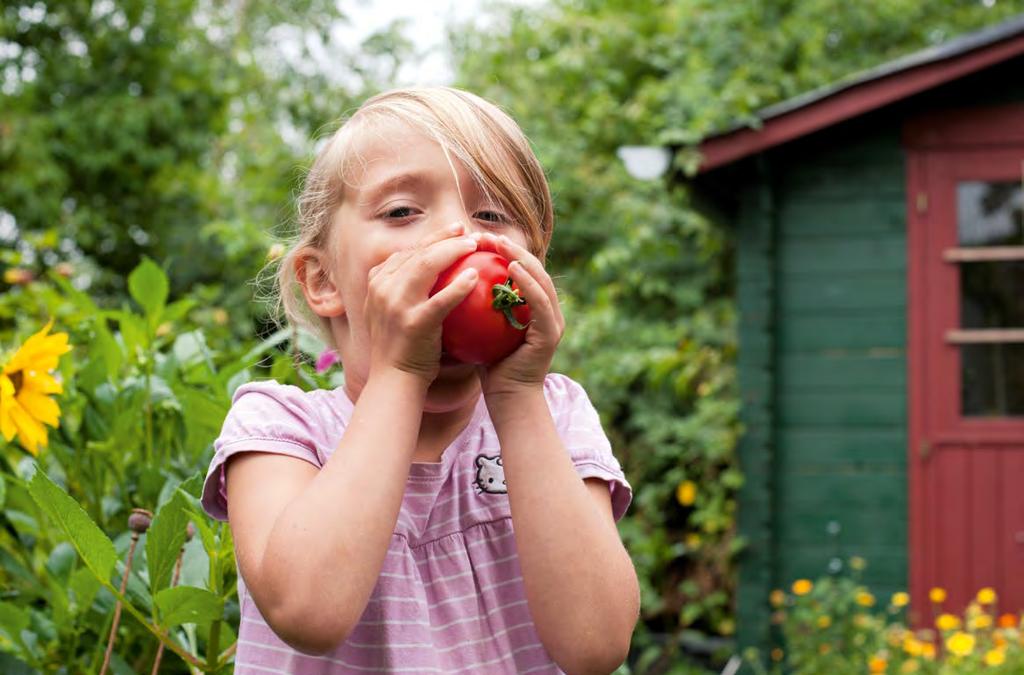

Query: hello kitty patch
[474,454,507,494]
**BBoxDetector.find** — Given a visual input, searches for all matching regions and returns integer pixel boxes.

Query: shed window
[948,176,1024,417]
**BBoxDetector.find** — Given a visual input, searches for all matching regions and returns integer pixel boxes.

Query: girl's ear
[294,248,345,318]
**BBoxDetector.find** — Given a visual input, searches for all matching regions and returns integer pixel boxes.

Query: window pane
[961,343,1024,417]
[957,181,1024,247]
[961,261,1024,328]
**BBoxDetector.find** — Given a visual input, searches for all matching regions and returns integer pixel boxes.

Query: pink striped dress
[201,373,632,673]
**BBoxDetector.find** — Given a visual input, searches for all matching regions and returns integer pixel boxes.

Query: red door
[906,104,1024,619]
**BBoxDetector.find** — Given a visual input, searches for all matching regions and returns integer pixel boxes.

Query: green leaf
[69,567,101,614]
[128,256,169,320]
[146,490,191,594]
[28,469,117,585]
[0,472,6,510]
[154,586,223,628]
[0,600,30,646]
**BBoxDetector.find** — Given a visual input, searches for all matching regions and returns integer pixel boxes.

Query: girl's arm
[489,392,639,675]
[226,367,428,654]
[478,234,639,674]
[226,226,480,654]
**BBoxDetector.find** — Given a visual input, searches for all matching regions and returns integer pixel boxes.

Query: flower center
[9,370,22,392]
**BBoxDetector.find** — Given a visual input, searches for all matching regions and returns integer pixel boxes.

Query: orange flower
[998,613,1018,629]
[868,655,887,673]
[769,589,786,607]
[792,579,813,596]
[929,587,947,604]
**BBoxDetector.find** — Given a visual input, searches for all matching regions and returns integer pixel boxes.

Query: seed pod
[128,508,153,534]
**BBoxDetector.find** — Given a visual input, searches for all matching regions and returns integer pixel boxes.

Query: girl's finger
[506,259,557,339]
[399,235,479,295]
[496,236,562,326]
[421,266,478,323]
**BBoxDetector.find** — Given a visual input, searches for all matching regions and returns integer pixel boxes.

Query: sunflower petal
[0,374,16,442]
[16,390,60,427]
[3,320,72,375]
[9,402,46,455]
[21,369,63,395]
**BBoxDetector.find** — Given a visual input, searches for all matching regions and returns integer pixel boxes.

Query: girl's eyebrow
[357,171,433,206]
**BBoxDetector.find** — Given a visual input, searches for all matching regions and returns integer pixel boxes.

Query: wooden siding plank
[778,429,906,465]
[779,198,905,238]
[779,273,906,312]
[778,316,904,353]
[780,237,906,275]
[778,392,907,427]
[778,354,905,389]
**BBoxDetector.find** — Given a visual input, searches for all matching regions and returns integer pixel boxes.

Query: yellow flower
[676,480,697,506]
[969,613,993,630]
[850,556,867,571]
[903,636,924,656]
[856,590,876,607]
[891,592,910,608]
[0,319,72,455]
[792,579,813,596]
[769,589,786,608]
[936,613,961,631]
[977,587,997,605]
[817,615,831,628]
[929,587,947,604]
[946,631,975,657]
[685,533,702,549]
[868,655,887,673]
[921,642,936,660]
[900,660,919,674]
[984,648,1006,666]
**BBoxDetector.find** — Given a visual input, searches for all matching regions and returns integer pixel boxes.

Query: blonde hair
[267,86,554,349]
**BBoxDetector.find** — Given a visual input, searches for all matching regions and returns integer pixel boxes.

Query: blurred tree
[452,0,1024,668]
[0,0,412,324]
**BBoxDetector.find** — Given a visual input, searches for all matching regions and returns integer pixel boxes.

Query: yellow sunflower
[0,318,72,455]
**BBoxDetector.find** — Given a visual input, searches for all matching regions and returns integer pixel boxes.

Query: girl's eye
[383,206,418,219]
[475,210,508,224]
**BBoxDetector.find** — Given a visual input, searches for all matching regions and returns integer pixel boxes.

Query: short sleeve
[544,373,632,521]
[200,380,326,522]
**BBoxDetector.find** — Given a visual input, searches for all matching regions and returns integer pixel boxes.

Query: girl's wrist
[484,385,546,426]
[366,363,432,397]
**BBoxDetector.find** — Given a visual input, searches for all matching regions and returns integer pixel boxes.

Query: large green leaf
[0,601,30,646]
[128,256,169,320]
[146,490,191,595]
[154,586,223,628]
[27,469,117,585]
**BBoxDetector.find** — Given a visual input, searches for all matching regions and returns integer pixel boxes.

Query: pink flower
[315,348,340,374]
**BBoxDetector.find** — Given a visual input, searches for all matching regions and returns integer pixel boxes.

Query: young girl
[200,86,639,674]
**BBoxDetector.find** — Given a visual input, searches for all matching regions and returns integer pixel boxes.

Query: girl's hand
[365,223,480,384]
[475,233,564,399]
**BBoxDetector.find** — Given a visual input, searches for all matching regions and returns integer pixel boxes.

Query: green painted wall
[724,56,1024,656]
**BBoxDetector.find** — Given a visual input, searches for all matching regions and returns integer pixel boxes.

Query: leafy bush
[0,259,336,672]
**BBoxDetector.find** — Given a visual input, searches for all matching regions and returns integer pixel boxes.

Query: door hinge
[919,439,932,459]
[916,193,928,213]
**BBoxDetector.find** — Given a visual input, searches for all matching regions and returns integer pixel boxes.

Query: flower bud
[128,508,153,533]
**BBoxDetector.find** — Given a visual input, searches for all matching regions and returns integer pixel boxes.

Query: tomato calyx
[491,278,528,330]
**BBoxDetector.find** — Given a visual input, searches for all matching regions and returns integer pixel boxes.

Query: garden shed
[687,15,1024,652]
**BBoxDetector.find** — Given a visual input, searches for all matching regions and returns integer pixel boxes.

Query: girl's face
[322,121,532,411]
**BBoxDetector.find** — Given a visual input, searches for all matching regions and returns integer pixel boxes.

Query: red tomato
[430,251,531,365]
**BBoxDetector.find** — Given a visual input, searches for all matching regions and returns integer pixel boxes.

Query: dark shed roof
[696,13,1024,173]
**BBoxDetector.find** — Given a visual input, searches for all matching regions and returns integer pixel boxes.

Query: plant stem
[150,547,186,675]
[101,531,139,675]
[206,620,222,669]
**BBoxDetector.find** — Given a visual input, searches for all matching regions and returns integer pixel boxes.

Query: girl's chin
[423,365,481,412]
